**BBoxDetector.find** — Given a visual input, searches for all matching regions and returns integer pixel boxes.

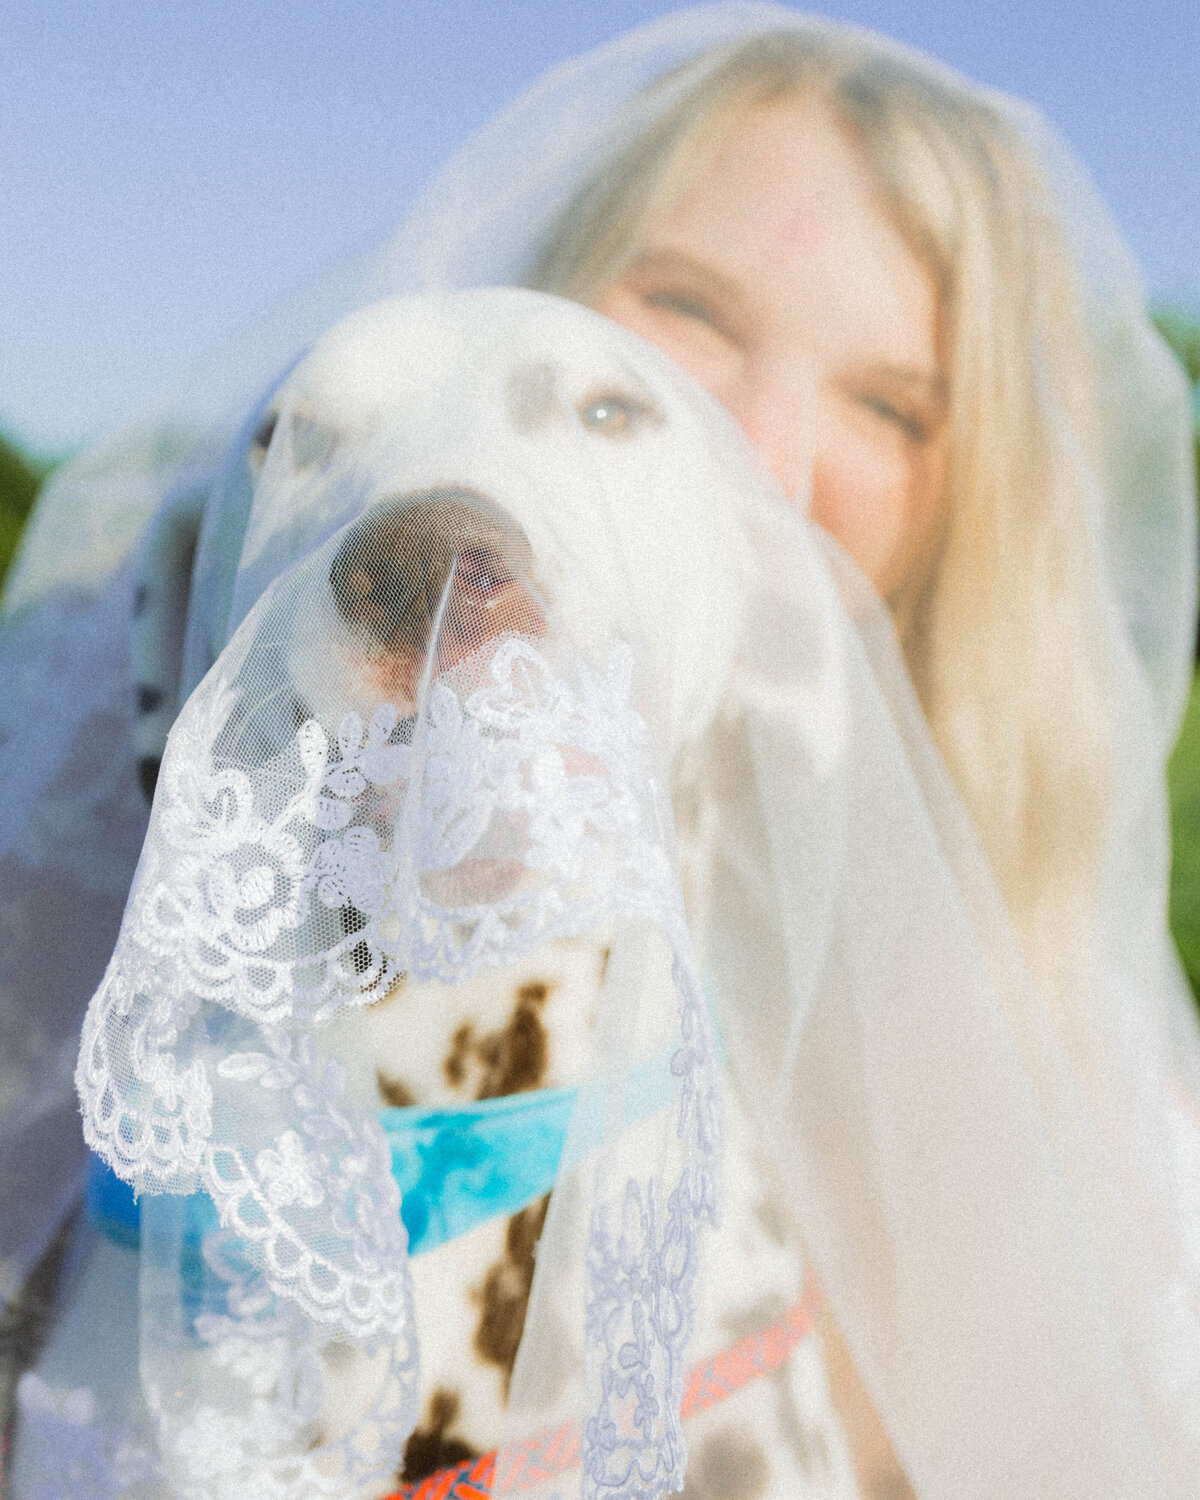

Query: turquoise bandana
[87,1085,576,1257]
[86,1040,685,1257]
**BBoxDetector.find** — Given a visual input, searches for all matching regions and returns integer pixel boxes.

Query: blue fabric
[384,1085,577,1252]
[86,1039,684,1258]
[87,1086,578,1257]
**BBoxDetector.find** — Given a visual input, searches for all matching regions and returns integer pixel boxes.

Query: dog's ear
[248,404,279,482]
[131,483,206,801]
[246,393,340,474]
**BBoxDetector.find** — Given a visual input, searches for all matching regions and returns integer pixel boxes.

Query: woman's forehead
[639,95,943,376]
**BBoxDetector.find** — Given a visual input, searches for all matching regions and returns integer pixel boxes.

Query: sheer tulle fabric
[67,292,749,1498]
[2,7,1199,1500]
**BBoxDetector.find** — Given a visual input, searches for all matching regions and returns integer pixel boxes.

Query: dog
[16,291,864,1500]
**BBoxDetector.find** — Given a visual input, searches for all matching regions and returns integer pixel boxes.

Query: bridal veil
[3,7,1199,1498]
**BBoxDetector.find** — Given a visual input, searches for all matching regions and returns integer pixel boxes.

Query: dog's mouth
[328,485,546,706]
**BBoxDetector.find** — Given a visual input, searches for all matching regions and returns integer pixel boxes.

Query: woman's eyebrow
[855,362,948,410]
[621,248,749,312]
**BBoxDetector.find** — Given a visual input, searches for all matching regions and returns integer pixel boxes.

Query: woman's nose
[724,356,817,507]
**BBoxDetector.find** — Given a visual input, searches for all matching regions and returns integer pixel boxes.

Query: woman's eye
[644,288,721,330]
[577,391,659,438]
[860,395,928,443]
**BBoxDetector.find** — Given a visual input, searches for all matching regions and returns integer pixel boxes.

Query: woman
[3,6,1199,1498]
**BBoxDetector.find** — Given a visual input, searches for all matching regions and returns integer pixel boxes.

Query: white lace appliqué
[583,952,720,1500]
[15,1372,164,1500]
[75,634,719,1499]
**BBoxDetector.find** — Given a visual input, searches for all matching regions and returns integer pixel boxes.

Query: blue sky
[2,0,1198,453]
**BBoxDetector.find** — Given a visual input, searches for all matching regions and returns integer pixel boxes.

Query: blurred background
[2,0,1199,981]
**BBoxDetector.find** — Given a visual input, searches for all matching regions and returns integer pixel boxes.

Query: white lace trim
[75,635,718,1497]
[15,1371,164,1500]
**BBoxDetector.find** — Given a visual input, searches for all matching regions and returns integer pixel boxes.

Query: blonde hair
[530,33,1112,1002]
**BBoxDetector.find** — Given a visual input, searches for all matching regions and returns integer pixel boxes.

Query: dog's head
[191,290,764,763]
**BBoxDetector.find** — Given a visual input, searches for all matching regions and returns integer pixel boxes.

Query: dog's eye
[455,545,511,603]
[577,390,659,438]
[249,409,279,476]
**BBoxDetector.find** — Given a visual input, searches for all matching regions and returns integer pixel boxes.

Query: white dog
[15,292,863,1500]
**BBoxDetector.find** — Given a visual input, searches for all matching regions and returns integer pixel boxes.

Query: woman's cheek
[809,415,912,595]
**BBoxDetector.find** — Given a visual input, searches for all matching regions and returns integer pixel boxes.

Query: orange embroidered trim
[389,1454,497,1500]
[679,1273,822,1420]
[381,1273,822,1500]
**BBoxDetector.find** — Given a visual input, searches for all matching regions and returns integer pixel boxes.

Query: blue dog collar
[85,1046,680,1259]
[86,1084,578,1258]
[384,1084,577,1252]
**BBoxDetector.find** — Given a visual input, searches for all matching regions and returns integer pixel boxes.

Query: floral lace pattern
[144,1218,418,1500]
[15,1372,164,1500]
[205,1032,409,1335]
[75,632,718,1498]
[583,955,720,1500]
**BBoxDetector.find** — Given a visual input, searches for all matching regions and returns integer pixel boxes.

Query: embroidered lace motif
[379,1281,820,1499]
[16,1286,816,1500]
[74,635,719,1499]
[15,1371,164,1500]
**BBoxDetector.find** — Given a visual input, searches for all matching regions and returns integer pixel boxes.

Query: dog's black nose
[329,486,542,660]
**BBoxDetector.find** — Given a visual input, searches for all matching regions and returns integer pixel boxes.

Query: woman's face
[593,96,950,603]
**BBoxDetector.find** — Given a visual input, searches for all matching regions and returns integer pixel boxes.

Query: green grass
[1154,309,1200,497]
[1155,310,1200,389]
[1169,674,1200,997]
[0,432,51,585]
[1156,310,1200,998]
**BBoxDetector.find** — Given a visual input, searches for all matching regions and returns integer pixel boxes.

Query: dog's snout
[328,487,545,699]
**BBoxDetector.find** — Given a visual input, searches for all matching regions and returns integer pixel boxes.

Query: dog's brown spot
[477,983,550,1099]
[681,1428,770,1500]
[399,1387,480,1484]
[753,1193,790,1247]
[441,983,554,1100]
[598,946,611,983]
[345,565,374,599]
[376,1069,415,1108]
[473,1195,549,1398]
[249,409,278,475]
[444,1021,473,1088]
